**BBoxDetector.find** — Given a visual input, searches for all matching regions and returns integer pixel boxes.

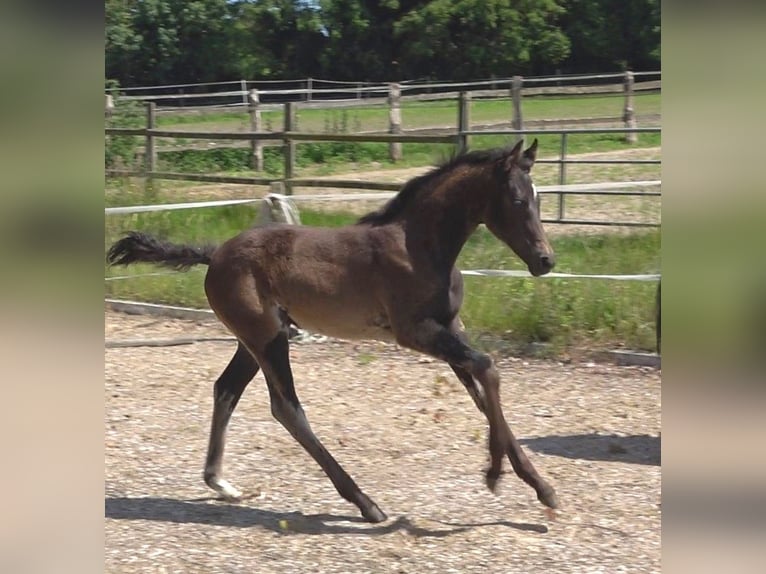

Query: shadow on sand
[521,433,660,466]
[105,496,549,536]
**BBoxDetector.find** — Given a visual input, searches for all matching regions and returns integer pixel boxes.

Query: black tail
[107,231,217,271]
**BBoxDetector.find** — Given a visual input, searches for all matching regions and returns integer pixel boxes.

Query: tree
[105,0,144,85]
[106,0,251,86]
[172,0,241,83]
[230,0,327,79]
[317,0,420,81]
[558,0,660,72]
[394,0,570,80]
[105,0,658,87]
[107,0,182,86]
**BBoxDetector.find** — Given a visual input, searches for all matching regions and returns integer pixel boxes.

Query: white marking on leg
[204,393,243,500]
[208,478,243,501]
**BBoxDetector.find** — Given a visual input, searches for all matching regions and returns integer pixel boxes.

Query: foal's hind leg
[203,342,260,500]
[255,331,387,523]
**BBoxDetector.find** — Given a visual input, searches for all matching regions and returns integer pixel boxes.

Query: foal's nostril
[540,254,555,271]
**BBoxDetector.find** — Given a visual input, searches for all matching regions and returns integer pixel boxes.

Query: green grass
[459,228,660,353]
[105,206,660,353]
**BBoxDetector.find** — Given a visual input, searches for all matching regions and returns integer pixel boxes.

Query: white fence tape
[106,198,260,215]
[106,268,659,283]
[105,270,187,281]
[460,270,659,281]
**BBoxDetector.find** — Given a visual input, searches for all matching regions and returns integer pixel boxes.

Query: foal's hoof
[485,468,501,493]
[361,504,388,524]
[537,484,560,509]
[206,477,243,502]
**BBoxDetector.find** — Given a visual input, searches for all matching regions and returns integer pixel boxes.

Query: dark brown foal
[107,138,558,522]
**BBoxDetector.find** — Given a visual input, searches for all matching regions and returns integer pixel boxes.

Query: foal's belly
[286,304,396,343]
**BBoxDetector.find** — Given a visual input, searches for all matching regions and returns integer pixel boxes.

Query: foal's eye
[512,198,526,207]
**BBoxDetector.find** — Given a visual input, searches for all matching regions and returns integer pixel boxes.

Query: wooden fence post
[283,102,296,195]
[388,83,402,162]
[623,70,637,143]
[240,79,248,106]
[144,102,157,187]
[105,94,114,119]
[248,89,263,171]
[457,91,471,153]
[511,76,523,131]
[558,132,568,221]
[270,181,285,195]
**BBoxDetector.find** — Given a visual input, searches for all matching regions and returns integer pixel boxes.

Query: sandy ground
[105,310,661,573]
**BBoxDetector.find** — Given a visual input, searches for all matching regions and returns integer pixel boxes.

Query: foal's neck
[403,164,493,270]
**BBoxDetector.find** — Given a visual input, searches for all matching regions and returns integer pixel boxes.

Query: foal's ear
[523,138,538,163]
[503,139,525,170]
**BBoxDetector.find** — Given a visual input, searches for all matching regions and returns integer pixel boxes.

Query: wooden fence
[106,121,660,227]
[106,72,661,227]
[110,71,660,108]
[105,71,659,158]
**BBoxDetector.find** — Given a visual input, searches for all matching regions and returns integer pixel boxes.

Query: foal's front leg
[448,320,558,508]
[449,366,559,509]
[397,318,558,509]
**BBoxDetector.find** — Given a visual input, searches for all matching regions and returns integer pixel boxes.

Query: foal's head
[484,139,555,276]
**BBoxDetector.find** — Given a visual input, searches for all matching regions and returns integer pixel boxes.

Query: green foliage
[230,0,327,78]
[159,148,252,173]
[154,142,393,175]
[105,82,145,170]
[458,229,660,351]
[106,0,244,86]
[105,0,660,87]
[297,141,391,167]
[395,0,570,79]
[559,0,661,71]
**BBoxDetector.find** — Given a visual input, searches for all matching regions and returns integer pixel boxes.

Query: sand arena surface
[105,310,660,573]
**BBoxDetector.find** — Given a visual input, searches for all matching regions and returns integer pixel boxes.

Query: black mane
[356,146,512,226]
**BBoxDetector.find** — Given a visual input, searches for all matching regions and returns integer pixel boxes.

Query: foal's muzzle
[530,252,556,276]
